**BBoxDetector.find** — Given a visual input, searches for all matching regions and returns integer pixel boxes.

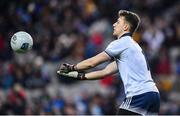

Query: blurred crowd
[0,0,180,115]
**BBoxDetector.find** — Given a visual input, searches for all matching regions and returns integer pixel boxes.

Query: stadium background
[0,0,180,115]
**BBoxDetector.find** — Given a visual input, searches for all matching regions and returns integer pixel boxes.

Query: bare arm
[75,51,111,71]
[85,61,118,80]
[57,61,118,80]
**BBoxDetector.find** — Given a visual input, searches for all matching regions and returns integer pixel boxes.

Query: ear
[123,23,129,31]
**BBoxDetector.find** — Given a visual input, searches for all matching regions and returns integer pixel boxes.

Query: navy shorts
[119,92,160,115]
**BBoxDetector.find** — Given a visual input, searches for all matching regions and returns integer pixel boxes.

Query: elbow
[101,69,109,77]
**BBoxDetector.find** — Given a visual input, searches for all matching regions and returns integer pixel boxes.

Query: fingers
[57,70,60,74]
[59,63,69,73]
[57,69,68,74]
[57,71,79,78]
[60,64,67,70]
[59,63,74,73]
[57,70,68,77]
[63,63,68,67]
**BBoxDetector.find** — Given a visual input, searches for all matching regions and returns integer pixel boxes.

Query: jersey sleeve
[105,39,128,58]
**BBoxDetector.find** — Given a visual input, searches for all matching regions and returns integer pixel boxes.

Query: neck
[117,31,131,39]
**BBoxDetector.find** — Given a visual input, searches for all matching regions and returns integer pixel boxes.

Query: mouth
[113,27,116,30]
[113,28,116,32]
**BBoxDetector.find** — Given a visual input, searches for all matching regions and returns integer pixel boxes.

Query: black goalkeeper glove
[60,63,76,73]
[57,71,87,80]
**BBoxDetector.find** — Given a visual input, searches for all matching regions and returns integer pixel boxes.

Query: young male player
[57,10,160,115]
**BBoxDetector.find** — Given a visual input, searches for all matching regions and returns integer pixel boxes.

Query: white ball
[10,31,33,53]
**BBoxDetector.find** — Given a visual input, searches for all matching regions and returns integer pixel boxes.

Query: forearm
[85,61,118,80]
[75,52,111,71]
[85,70,107,80]
[57,61,117,81]
[75,58,96,71]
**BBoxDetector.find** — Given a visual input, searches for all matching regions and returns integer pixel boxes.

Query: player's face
[113,16,129,37]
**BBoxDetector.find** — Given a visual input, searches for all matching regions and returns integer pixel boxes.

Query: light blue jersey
[105,33,159,97]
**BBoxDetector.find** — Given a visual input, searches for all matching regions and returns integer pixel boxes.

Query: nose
[113,22,116,27]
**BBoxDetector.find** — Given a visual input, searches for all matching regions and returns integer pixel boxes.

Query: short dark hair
[118,10,140,34]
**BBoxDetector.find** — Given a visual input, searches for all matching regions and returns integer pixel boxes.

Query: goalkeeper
[57,10,160,115]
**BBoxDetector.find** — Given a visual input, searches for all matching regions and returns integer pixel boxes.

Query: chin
[113,32,116,35]
[113,32,117,36]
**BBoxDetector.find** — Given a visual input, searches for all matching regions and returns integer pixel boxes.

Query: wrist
[77,72,87,80]
[73,65,77,71]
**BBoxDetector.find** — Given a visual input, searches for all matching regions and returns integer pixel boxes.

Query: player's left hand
[59,63,75,73]
[57,71,86,80]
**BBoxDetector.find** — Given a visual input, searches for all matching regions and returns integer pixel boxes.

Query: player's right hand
[57,70,86,80]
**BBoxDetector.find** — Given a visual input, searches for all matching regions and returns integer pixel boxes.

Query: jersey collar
[118,33,132,39]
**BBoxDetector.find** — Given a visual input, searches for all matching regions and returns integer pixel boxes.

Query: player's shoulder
[120,35,133,41]
[108,35,133,47]
[112,36,132,46]
[106,37,130,51]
